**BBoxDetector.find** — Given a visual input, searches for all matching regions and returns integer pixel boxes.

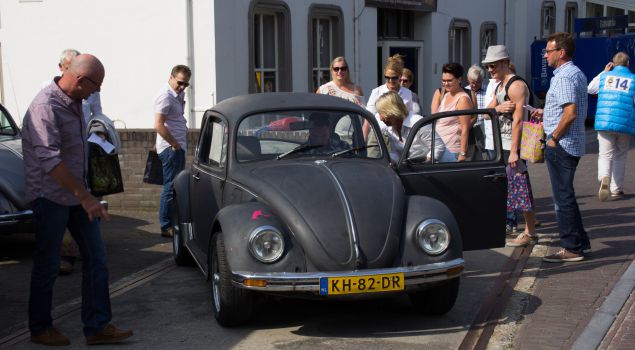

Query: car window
[0,106,17,136]
[197,116,227,168]
[236,110,382,162]
[405,110,500,165]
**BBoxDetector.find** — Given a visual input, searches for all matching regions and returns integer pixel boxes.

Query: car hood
[0,138,28,210]
[234,159,405,271]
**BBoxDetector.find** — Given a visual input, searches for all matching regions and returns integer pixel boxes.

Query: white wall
[0,0,189,128]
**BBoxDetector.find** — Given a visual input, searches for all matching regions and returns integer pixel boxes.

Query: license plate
[319,273,405,295]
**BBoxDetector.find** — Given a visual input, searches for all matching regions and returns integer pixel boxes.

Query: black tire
[209,233,254,326]
[172,196,193,266]
[408,278,460,315]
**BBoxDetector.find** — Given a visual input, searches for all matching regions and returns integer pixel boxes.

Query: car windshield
[0,106,18,137]
[236,110,382,162]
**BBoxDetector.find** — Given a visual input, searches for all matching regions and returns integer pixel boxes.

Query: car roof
[205,93,370,124]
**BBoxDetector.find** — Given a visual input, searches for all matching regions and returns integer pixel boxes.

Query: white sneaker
[598,176,610,202]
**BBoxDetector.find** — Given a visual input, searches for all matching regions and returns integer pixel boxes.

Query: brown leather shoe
[85,324,133,345]
[161,227,174,238]
[31,327,70,346]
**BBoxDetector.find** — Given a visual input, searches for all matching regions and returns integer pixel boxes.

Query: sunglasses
[172,76,190,87]
[485,63,498,70]
[332,66,348,72]
[399,79,410,83]
[385,75,399,81]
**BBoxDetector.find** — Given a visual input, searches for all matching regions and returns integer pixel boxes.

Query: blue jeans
[29,198,111,336]
[544,144,589,252]
[159,147,185,230]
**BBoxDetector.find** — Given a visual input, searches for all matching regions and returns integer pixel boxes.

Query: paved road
[4,247,514,349]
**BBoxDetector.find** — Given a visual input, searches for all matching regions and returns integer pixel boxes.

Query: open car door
[397,109,507,250]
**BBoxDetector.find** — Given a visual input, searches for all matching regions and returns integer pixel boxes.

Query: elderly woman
[374,91,446,163]
[316,56,364,106]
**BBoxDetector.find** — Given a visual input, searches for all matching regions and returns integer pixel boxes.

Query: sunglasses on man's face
[385,75,399,81]
[332,66,348,72]
[172,76,190,87]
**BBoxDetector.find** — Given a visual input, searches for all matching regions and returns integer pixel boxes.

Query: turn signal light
[446,266,464,277]
[243,279,267,287]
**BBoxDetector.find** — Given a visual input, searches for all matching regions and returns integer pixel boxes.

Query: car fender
[401,195,463,266]
[172,169,191,222]
[215,202,306,274]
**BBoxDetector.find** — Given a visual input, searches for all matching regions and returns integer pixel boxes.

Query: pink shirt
[436,91,469,153]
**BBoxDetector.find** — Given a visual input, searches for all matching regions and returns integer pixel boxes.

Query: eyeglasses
[542,47,562,55]
[82,75,101,88]
[399,78,410,83]
[441,78,456,84]
[332,66,348,72]
[385,75,399,81]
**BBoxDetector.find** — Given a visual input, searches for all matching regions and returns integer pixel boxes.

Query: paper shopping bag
[520,118,545,163]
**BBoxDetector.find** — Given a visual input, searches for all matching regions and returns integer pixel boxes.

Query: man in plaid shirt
[533,32,590,262]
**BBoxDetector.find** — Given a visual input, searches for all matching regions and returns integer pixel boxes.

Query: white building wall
[0,0,598,129]
[0,0,189,128]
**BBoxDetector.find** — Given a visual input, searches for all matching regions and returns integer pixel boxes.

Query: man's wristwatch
[459,151,467,157]
[549,135,558,143]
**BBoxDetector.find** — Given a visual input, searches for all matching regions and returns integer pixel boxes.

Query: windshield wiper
[330,145,378,158]
[276,144,323,160]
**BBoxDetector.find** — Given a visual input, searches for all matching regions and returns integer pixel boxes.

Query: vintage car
[0,103,32,234]
[171,92,507,326]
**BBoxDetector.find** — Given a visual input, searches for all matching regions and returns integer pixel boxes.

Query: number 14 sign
[604,75,633,92]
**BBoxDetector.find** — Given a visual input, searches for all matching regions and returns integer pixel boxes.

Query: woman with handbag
[482,45,538,247]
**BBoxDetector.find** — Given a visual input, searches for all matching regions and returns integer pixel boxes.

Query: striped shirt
[543,61,588,157]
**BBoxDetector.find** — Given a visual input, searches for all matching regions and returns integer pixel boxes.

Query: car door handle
[483,172,506,181]
[192,173,200,180]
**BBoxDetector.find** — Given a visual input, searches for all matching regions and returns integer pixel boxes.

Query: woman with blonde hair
[375,91,446,163]
[366,54,415,116]
[316,56,364,106]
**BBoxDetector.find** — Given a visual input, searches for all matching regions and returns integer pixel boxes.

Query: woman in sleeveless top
[433,63,472,162]
[316,56,364,106]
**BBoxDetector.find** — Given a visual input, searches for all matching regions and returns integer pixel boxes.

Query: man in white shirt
[154,65,191,238]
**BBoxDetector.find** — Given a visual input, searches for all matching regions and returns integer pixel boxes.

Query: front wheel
[209,233,254,326]
[408,278,460,315]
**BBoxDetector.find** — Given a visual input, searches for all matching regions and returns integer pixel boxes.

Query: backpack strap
[503,75,534,106]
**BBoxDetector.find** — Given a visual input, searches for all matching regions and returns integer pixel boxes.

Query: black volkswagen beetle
[172,93,507,326]
[0,104,32,234]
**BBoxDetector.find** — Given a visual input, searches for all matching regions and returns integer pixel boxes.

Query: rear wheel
[408,278,460,315]
[172,196,193,266]
[209,233,254,326]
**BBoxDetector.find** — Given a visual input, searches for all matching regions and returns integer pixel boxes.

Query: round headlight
[248,226,285,263]
[415,219,450,255]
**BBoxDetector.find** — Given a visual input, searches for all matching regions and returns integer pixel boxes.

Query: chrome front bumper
[0,209,33,227]
[231,257,464,292]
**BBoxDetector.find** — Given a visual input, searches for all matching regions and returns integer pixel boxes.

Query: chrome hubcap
[212,273,221,312]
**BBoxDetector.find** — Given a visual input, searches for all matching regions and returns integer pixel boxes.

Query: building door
[377,41,424,95]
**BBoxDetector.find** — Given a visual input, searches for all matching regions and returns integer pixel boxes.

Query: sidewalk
[509,132,635,349]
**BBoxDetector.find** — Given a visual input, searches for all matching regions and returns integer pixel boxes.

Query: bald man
[22,54,133,346]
